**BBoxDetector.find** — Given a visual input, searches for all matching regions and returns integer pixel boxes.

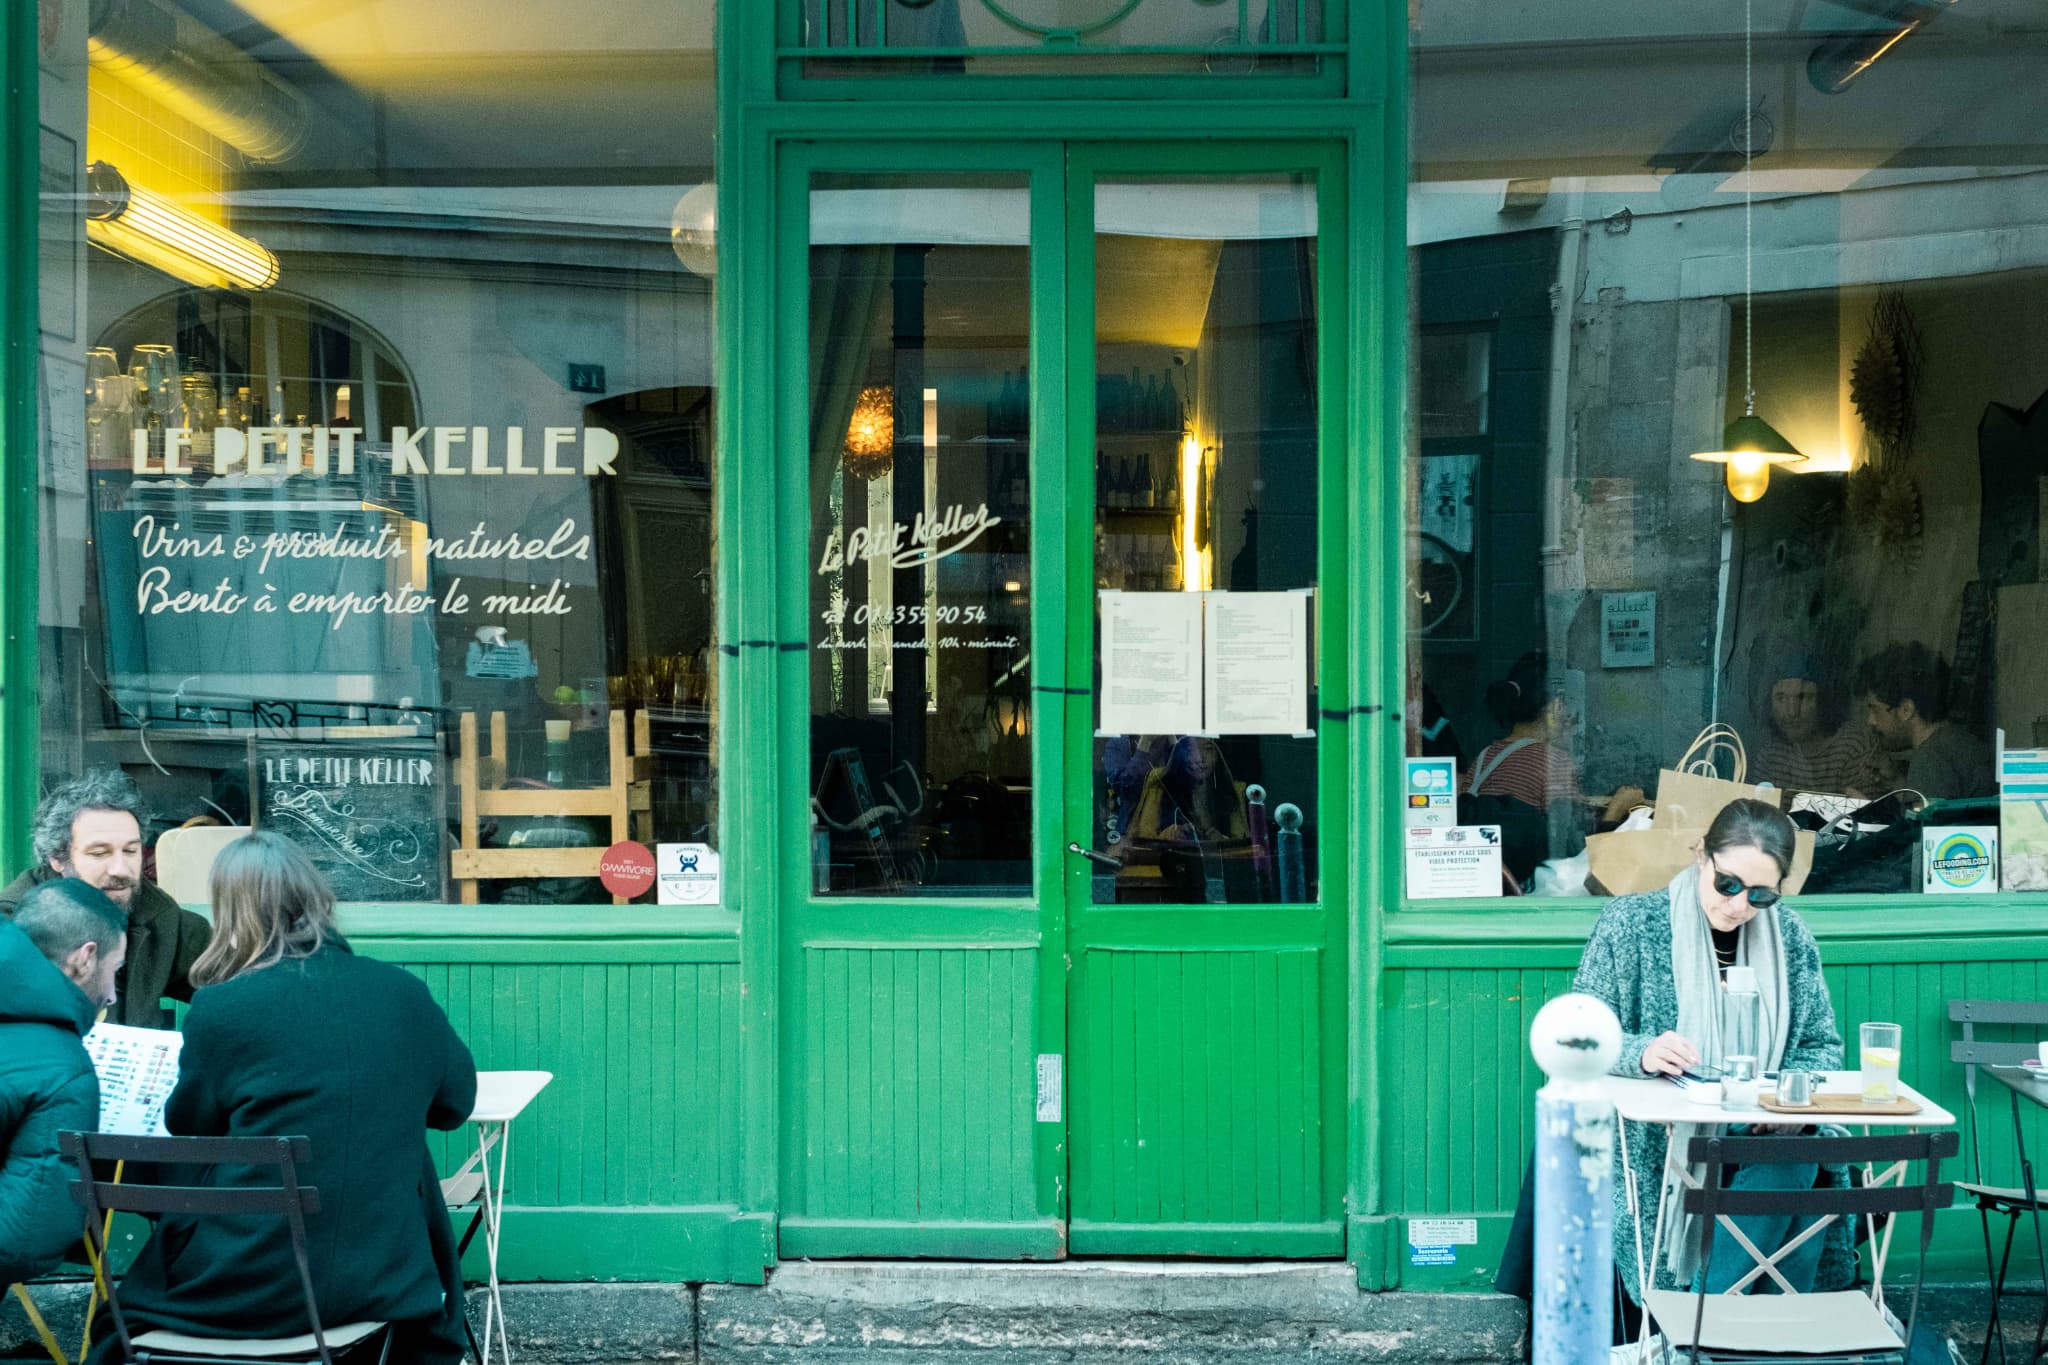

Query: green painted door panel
[1059,144,1350,1257]
[796,946,1040,1224]
[1067,945,1336,1252]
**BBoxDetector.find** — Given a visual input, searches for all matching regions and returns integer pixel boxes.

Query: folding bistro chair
[440,1166,486,1362]
[62,1131,391,1365]
[1645,1129,1958,1365]
[1948,999,2048,1365]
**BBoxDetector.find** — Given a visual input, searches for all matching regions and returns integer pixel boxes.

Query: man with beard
[0,771,210,1029]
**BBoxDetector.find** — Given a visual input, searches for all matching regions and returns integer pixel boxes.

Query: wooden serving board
[1759,1090,1922,1116]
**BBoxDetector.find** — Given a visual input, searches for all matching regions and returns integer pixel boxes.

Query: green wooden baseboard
[471,1206,774,1283]
[1067,1220,1345,1258]
[777,1217,1066,1261]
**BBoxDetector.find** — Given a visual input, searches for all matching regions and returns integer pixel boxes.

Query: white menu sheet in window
[84,1022,184,1137]
[1203,591,1311,736]
[1099,590,1204,734]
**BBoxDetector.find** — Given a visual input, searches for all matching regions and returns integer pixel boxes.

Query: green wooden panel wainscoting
[348,929,769,1283]
[1379,929,2048,1292]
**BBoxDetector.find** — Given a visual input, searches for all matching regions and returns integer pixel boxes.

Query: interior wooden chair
[62,1132,391,1365]
[1644,1129,1957,1365]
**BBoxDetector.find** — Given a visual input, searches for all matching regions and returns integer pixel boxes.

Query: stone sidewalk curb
[0,1269,2000,1363]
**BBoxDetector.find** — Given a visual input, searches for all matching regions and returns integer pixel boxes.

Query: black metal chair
[1948,998,2048,1365]
[1645,1129,1957,1365]
[61,1131,391,1365]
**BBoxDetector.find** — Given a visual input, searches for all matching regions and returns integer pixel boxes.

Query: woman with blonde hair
[95,832,477,1364]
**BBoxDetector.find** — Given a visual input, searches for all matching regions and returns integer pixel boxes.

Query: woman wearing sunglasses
[1573,798,1852,1302]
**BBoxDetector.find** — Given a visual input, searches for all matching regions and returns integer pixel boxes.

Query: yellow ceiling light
[843,386,895,480]
[1691,416,1804,503]
[86,161,279,292]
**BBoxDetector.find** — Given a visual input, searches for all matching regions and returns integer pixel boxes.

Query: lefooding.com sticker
[1924,826,1998,895]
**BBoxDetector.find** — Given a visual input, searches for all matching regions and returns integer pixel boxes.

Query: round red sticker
[598,840,656,898]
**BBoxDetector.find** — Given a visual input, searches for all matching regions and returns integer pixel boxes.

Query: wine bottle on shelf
[1137,453,1155,508]
[1140,374,1161,431]
[1160,368,1182,430]
[1126,366,1142,429]
[1096,452,1110,507]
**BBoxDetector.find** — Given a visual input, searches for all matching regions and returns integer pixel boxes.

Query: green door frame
[0,0,39,875]
[766,134,1367,1261]
[773,139,1071,1260]
[1060,140,1351,1257]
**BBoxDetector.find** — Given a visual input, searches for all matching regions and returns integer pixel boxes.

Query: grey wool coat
[1570,888,1855,1299]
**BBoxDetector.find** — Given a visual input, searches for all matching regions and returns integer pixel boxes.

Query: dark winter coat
[97,939,476,1361]
[1,867,211,1030]
[0,918,98,1287]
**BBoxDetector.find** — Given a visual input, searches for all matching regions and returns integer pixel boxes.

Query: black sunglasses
[1710,861,1781,909]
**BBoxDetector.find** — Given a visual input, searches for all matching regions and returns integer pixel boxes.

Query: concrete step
[0,1269,2000,1364]
[700,1262,1525,1364]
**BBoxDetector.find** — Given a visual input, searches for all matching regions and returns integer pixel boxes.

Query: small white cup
[2037,1040,2048,1067]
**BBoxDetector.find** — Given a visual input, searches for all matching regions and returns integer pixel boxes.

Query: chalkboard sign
[251,740,445,902]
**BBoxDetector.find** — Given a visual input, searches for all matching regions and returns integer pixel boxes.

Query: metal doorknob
[1066,841,1122,869]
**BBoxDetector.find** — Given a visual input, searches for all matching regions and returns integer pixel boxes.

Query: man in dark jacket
[0,879,127,1287]
[0,770,210,1029]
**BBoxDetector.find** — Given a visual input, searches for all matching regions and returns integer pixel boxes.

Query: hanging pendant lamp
[1692,0,1804,504]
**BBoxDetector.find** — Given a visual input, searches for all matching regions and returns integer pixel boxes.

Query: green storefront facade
[6,0,2048,1293]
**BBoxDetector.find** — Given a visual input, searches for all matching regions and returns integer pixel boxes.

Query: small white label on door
[1035,1054,1062,1123]
[1409,1218,1478,1246]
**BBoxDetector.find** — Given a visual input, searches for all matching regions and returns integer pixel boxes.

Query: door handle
[1066,841,1122,869]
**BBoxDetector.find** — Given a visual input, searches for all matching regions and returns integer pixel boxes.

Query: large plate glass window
[806,176,1034,897]
[1406,0,2048,899]
[34,0,718,905]
[1088,174,1320,905]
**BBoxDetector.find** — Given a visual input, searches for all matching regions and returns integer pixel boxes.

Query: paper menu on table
[1202,591,1310,735]
[1099,590,1203,734]
[84,1022,183,1136]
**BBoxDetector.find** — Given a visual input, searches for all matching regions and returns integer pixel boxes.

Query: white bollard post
[1530,993,1623,1365]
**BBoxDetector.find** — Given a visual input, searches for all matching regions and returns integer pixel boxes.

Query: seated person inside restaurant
[1751,653,1892,799]
[94,832,477,1364]
[1127,736,1249,844]
[1856,642,1993,802]
[1463,652,1644,883]
[1573,798,1852,1298]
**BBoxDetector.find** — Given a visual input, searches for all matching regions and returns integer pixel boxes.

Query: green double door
[779,141,1349,1260]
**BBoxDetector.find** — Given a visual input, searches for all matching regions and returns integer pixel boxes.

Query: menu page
[84,1022,184,1137]
[1099,590,1204,734]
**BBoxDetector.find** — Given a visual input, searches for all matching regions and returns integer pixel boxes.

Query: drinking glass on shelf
[1860,1021,1902,1103]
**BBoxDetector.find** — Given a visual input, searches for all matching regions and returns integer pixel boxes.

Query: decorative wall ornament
[1846,286,1925,564]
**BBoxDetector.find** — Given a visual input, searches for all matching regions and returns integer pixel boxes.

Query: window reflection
[1089,176,1320,906]
[807,179,1034,896]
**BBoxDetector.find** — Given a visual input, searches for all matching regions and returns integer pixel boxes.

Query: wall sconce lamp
[1178,432,1212,591]
[86,161,279,292]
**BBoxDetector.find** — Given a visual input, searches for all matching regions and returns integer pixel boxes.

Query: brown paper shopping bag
[1653,723,1783,827]
[1583,725,1812,895]
[1585,826,1814,896]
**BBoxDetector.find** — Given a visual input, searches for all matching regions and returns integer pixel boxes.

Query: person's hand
[1640,1031,1700,1076]
[1602,786,1649,823]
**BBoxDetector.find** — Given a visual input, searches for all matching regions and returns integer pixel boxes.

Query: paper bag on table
[1585,825,1813,896]
[1585,725,1812,896]
[1653,723,1783,828]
